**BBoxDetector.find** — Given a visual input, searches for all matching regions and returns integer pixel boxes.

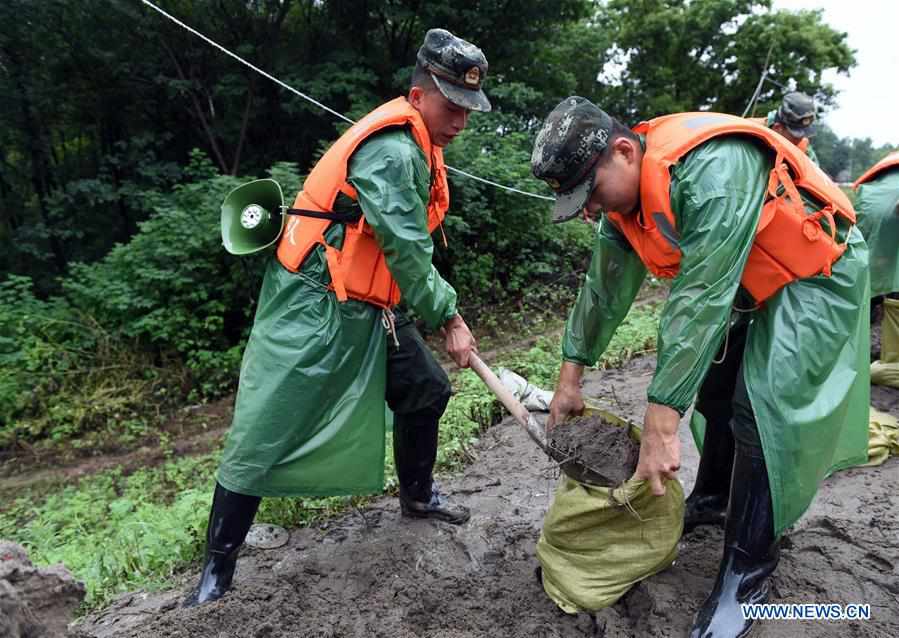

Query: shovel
[468,352,551,455]
[468,353,639,487]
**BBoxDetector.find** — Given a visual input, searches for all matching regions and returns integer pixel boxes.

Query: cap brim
[785,123,816,139]
[551,172,594,223]
[432,74,492,112]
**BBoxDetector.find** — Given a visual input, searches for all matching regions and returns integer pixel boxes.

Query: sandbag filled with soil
[547,415,640,487]
[537,413,684,614]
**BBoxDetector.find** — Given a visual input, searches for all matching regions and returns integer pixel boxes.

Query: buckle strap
[285,208,362,224]
[768,152,805,219]
[324,244,347,302]
[768,153,844,267]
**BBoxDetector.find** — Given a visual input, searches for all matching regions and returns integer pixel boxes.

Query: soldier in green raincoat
[184,29,492,607]
[855,152,899,376]
[759,91,820,165]
[532,97,869,638]
[854,152,899,299]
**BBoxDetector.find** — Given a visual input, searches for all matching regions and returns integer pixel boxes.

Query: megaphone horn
[239,203,271,230]
[220,179,286,256]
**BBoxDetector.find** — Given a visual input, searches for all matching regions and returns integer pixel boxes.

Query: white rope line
[140,0,554,202]
[445,165,552,200]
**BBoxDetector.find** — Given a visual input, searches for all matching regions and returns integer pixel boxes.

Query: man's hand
[634,403,681,496]
[547,361,585,432]
[443,314,477,368]
[581,206,600,223]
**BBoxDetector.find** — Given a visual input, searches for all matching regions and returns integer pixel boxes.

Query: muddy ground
[73,354,899,638]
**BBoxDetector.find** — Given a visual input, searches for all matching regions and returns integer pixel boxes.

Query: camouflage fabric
[764,109,819,164]
[417,28,491,112]
[775,91,817,138]
[531,96,613,222]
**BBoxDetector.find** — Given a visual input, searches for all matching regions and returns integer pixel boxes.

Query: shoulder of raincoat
[348,128,458,330]
[855,167,899,297]
[804,142,820,166]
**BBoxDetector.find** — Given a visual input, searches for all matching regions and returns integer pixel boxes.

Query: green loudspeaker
[220,179,286,255]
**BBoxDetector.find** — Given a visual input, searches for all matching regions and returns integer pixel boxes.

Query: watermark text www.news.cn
[741,603,871,621]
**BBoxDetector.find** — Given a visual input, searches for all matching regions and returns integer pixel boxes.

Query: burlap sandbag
[536,473,684,613]
[871,298,899,389]
[864,407,899,467]
[871,360,899,389]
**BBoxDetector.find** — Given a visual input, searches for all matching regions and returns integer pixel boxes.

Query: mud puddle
[73,355,899,638]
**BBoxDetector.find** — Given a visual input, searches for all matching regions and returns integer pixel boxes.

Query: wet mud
[73,354,899,638]
[548,415,640,487]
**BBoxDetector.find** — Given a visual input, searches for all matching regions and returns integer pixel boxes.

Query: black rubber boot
[182,483,261,607]
[394,408,470,525]
[689,447,780,638]
[684,403,735,535]
[400,482,470,524]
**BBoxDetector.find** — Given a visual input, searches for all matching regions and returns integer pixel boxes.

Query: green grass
[0,298,662,612]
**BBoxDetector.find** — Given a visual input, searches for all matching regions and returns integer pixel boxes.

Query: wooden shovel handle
[468,353,550,454]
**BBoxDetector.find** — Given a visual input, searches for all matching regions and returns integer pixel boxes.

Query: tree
[812,124,851,178]
[0,0,595,290]
[809,123,898,181]
[592,0,855,123]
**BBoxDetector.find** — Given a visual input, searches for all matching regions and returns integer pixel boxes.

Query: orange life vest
[276,97,449,309]
[853,151,899,189]
[606,112,856,304]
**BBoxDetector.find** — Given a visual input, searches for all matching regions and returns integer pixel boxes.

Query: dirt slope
[73,355,899,638]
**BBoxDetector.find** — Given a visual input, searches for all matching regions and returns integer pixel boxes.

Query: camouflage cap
[776,91,817,138]
[417,28,491,112]
[531,96,613,223]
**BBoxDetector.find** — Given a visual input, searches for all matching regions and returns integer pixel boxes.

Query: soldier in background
[756,91,820,165]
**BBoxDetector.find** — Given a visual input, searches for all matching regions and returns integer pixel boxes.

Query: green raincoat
[855,167,899,297]
[804,142,820,167]
[562,137,870,535]
[218,128,457,497]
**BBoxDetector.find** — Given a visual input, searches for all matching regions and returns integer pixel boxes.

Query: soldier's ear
[408,86,425,109]
[615,137,640,165]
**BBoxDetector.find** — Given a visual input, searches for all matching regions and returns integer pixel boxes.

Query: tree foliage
[1,0,878,447]
[594,0,855,122]
[0,0,866,284]
[812,124,898,181]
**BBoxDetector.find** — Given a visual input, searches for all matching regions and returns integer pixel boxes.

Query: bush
[0,274,185,446]
[2,136,597,449]
[62,153,293,397]
[0,154,299,447]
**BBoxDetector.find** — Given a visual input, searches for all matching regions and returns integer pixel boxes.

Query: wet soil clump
[548,415,640,487]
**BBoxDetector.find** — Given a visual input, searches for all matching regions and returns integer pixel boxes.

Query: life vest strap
[324,244,348,302]
[285,208,363,224]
